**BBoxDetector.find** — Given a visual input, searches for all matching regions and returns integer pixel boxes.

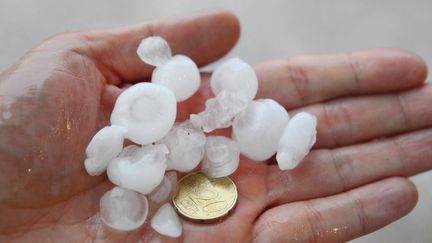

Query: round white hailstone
[202,136,240,178]
[137,36,172,67]
[118,144,139,157]
[100,187,149,231]
[107,144,168,194]
[276,112,317,170]
[151,203,182,238]
[162,121,206,172]
[84,125,127,176]
[149,171,177,203]
[190,90,249,133]
[210,57,258,101]
[110,83,177,145]
[232,99,289,161]
[152,55,201,102]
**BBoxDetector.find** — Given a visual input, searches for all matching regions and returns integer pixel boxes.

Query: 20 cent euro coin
[173,172,237,222]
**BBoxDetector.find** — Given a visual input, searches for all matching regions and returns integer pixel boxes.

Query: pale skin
[0,10,431,243]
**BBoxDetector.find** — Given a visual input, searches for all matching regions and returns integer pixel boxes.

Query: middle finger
[296,83,432,148]
[264,127,432,207]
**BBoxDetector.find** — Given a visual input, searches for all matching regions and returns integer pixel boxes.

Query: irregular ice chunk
[190,90,249,132]
[162,121,206,172]
[110,83,177,145]
[149,172,177,203]
[276,112,317,170]
[100,187,149,231]
[107,144,168,194]
[152,55,201,102]
[151,203,182,238]
[137,36,172,67]
[118,144,139,157]
[84,125,127,176]
[202,136,240,178]
[211,57,258,101]
[232,99,289,161]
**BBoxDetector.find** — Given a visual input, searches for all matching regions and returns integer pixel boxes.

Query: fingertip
[389,177,419,214]
[354,177,418,233]
[180,10,241,66]
[385,48,428,86]
[380,177,419,228]
[216,10,241,43]
[401,49,428,85]
[353,49,428,90]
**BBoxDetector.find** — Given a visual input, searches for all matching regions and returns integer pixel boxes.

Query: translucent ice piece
[151,203,182,238]
[202,136,240,178]
[110,83,177,145]
[190,90,249,132]
[107,144,168,194]
[149,172,177,203]
[118,144,139,157]
[152,55,201,102]
[162,121,206,172]
[232,99,289,161]
[211,57,258,101]
[137,36,172,67]
[100,187,149,231]
[276,112,317,170]
[84,125,127,176]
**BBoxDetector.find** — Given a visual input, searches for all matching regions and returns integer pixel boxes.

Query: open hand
[0,10,430,243]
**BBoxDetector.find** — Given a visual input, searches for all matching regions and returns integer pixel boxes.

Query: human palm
[1,11,431,243]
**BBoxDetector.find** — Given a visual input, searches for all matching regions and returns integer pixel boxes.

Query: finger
[102,10,239,82]
[252,177,417,243]
[265,128,432,207]
[295,82,432,148]
[42,10,240,83]
[255,49,427,109]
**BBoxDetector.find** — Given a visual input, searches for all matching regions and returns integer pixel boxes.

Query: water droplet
[2,111,11,120]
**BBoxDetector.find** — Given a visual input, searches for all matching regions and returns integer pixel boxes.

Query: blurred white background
[1,0,431,242]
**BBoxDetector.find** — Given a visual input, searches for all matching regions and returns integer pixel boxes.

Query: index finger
[39,10,240,84]
[255,49,427,109]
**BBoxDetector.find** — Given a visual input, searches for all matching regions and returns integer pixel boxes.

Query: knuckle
[34,30,92,56]
[284,59,311,102]
[303,201,324,243]
[328,149,351,191]
[346,192,368,235]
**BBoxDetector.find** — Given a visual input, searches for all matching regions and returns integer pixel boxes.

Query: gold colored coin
[173,172,238,222]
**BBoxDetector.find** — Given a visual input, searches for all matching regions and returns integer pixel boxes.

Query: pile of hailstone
[84,37,317,237]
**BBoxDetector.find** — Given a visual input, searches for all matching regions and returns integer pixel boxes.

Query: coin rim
[172,172,238,221]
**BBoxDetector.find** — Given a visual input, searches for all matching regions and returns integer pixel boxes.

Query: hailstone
[118,144,139,157]
[211,57,258,101]
[110,83,176,145]
[107,144,168,194]
[149,171,178,203]
[100,187,149,231]
[232,99,289,161]
[202,136,240,178]
[137,36,172,67]
[151,203,182,238]
[190,90,249,132]
[152,55,201,102]
[162,121,206,172]
[276,112,317,170]
[84,125,127,176]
